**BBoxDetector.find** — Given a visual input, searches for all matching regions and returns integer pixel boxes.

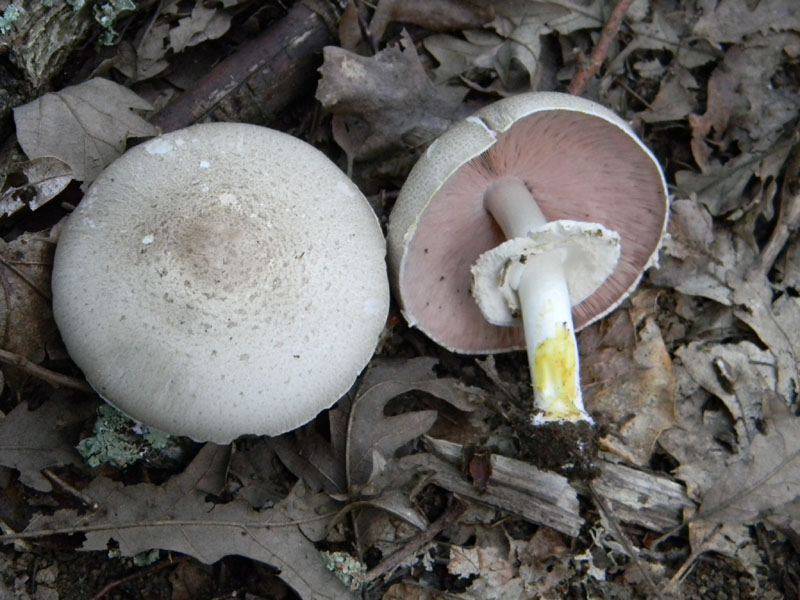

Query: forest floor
[1,0,800,598]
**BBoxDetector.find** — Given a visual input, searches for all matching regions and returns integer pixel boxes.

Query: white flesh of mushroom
[471,177,621,424]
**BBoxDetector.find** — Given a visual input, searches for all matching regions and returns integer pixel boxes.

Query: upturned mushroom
[388,92,668,431]
[52,122,389,444]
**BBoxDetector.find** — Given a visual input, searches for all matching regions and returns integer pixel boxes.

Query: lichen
[94,0,135,45]
[321,551,367,591]
[35,0,136,44]
[133,549,161,567]
[0,4,22,35]
[77,404,171,468]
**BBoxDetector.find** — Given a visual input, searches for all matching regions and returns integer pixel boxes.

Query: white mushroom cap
[387,92,668,354]
[471,220,621,327]
[52,122,389,444]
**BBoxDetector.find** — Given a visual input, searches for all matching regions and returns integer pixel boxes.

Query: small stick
[0,255,52,301]
[150,0,338,133]
[365,498,465,582]
[568,0,636,96]
[89,554,189,600]
[0,348,94,393]
[42,468,99,510]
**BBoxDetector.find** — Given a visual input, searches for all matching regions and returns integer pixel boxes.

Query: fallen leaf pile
[2,0,800,598]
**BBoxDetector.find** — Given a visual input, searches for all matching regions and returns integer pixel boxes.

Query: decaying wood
[0,1,95,137]
[151,0,343,133]
[589,460,695,532]
[420,437,585,537]
[423,438,695,537]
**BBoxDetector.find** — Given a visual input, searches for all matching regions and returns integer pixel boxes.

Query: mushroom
[387,92,668,428]
[52,122,389,444]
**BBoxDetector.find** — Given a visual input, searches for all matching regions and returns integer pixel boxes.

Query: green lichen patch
[77,404,170,469]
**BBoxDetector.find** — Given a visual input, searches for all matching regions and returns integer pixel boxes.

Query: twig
[89,554,189,600]
[0,348,94,392]
[0,512,341,544]
[568,0,636,96]
[42,469,99,510]
[0,255,52,302]
[365,498,466,582]
[150,0,339,133]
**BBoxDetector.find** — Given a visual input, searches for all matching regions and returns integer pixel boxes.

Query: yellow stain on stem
[532,322,582,421]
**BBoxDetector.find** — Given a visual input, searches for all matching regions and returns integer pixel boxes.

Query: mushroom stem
[484,177,591,424]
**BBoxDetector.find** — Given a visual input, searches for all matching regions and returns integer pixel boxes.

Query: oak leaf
[0,397,98,492]
[13,78,158,183]
[23,444,354,600]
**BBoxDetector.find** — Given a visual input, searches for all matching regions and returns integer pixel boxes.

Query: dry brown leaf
[777,232,800,292]
[650,197,754,303]
[693,0,800,43]
[676,138,793,218]
[114,22,171,82]
[730,274,800,403]
[316,32,469,172]
[676,342,774,445]
[273,357,482,494]
[273,357,483,554]
[517,529,572,597]
[0,397,98,492]
[638,67,698,123]
[491,0,603,36]
[606,10,693,76]
[425,26,557,101]
[681,38,800,203]
[13,78,158,183]
[24,444,354,600]
[347,360,473,488]
[765,502,800,552]
[658,365,732,502]
[0,157,72,218]
[227,438,287,510]
[0,231,62,391]
[383,583,435,600]
[698,394,800,526]
[448,527,523,599]
[687,46,744,172]
[423,32,498,88]
[368,0,493,44]
[168,4,231,54]
[579,292,676,466]
[668,517,760,592]
[423,0,603,94]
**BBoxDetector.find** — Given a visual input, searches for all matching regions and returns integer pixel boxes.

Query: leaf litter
[3,0,800,597]
[20,444,356,600]
[13,78,158,184]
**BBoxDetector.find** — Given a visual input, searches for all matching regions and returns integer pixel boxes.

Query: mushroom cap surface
[53,122,389,443]
[387,91,668,354]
